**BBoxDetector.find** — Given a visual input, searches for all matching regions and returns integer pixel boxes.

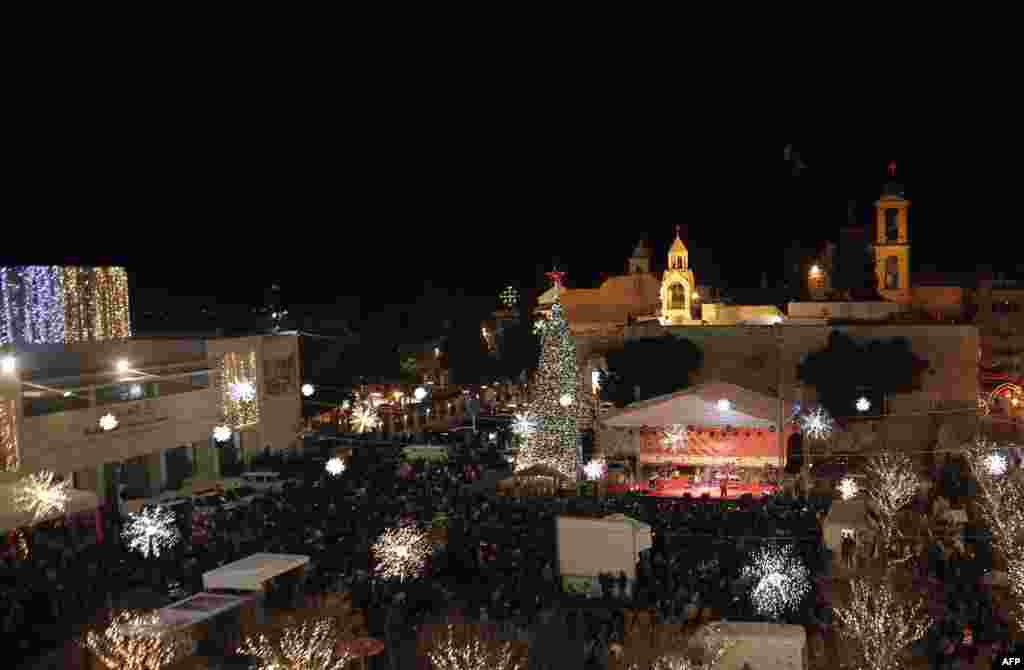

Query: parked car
[240,471,284,493]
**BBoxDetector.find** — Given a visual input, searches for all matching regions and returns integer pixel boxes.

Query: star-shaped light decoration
[800,406,833,440]
[229,381,256,403]
[13,470,70,522]
[662,424,689,452]
[512,412,536,437]
[122,506,180,559]
[372,524,433,582]
[741,544,811,619]
[837,477,860,501]
[583,458,607,481]
[99,413,119,432]
[352,404,380,433]
[855,396,871,413]
[325,457,346,477]
[985,451,1008,477]
[213,424,232,443]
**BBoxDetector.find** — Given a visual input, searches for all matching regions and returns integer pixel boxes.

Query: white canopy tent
[202,553,310,591]
[601,381,794,430]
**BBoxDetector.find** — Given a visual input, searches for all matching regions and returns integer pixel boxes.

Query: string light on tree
[855,396,871,413]
[372,524,432,581]
[741,544,810,619]
[532,319,549,335]
[986,451,1008,476]
[325,457,346,477]
[352,403,380,433]
[837,477,860,501]
[99,413,118,431]
[427,624,523,670]
[866,453,919,562]
[13,470,69,521]
[122,506,180,559]
[800,406,833,440]
[964,439,1024,564]
[833,579,932,670]
[583,458,607,481]
[515,272,580,481]
[81,610,192,670]
[237,617,357,670]
[662,424,689,452]
[511,412,536,437]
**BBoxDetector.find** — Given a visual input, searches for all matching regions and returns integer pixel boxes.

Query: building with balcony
[1,267,304,525]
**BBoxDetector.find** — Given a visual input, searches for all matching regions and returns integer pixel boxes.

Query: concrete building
[1,266,304,514]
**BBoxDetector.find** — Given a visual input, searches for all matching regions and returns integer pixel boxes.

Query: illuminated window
[669,284,686,310]
[885,256,899,289]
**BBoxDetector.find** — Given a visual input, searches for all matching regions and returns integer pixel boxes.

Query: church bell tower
[660,226,698,325]
[873,161,912,304]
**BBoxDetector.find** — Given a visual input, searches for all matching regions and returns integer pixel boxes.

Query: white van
[240,471,284,493]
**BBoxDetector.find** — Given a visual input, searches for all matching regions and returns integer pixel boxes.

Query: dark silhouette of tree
[445,323,495,385]
[833,237,880,300]
[495,320,539,382]
[797,332,929,420]
[598,336,703,406]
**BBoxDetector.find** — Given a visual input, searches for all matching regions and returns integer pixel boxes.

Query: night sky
[7,92,1021,328]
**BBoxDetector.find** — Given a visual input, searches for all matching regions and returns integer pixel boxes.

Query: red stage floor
[607,481,778,499]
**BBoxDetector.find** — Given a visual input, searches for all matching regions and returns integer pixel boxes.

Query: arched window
[669,284,687,310]
[885,208,899,242]
[885,256,899,289]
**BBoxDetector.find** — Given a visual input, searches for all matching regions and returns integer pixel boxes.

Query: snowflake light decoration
[213,424,232,443]
[325,457,346,477]
[352,403,380,433]
[799,406,833,440]
[512,412,536,437]
[13,470,70,521]
[99,413,119,431]
[583,458,607,481]
[372,524,432,581]
[229,381,256,403]
[662,424,689,452]
[986,451,1008,476]
[238,617,357,670]
[427,624,522,670]
[837,477,859,500]
[301,383,315,397]
[81,610,192,670]
[855,396,871,413]
[741,544,810,619]
[122,506,180,559]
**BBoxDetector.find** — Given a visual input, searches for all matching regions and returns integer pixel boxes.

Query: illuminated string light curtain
[0,266,130,345]
[13,470,70,521]
[122,506,180,558]
[372,524,432,581]
[0,397,18,472]
[238,617,357,670]
[220,351,259,428]
[81,610,193,670]
[741,544,810,619]
[515,295,580,481]
[833,579,932,670]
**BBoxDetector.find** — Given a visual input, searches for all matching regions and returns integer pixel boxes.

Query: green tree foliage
[517,302,580,480]
[797,332,929,420]
[598,336,704,406]
[399,355,420,384]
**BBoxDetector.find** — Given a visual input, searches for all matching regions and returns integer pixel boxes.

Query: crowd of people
[2,433,1018,669]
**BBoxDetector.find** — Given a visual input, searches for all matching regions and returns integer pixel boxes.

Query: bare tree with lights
[238,616,358,670]
[865,453,919,565]
[833,578,932,670]
[80,610,193,670]
[611,622,735,670]
[425,624,525,670]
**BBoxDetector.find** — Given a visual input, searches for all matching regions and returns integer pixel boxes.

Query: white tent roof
[202,553,310,591]
[601,381,794,429]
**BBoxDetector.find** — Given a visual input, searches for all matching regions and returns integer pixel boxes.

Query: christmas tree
[515,272,580,481]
